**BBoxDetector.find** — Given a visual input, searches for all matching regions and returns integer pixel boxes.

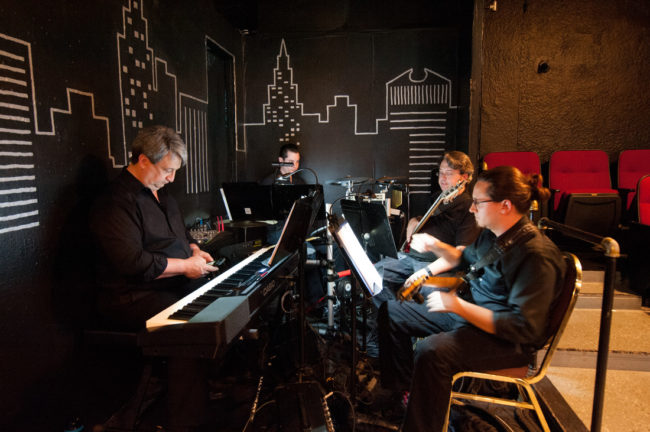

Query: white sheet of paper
[335,221,383,296]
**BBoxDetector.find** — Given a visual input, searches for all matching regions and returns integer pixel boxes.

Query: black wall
[240,1,475,205]
[478,0,650,169]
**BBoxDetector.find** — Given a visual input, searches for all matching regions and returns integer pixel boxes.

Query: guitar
[400,178,468,252]
[397,275,467,304]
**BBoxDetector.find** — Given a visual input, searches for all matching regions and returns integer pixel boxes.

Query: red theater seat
[550,150,617,211]
[549,150,620,235]
[638,174,650,226]
[483,151,541,177]
[618,149,650,211]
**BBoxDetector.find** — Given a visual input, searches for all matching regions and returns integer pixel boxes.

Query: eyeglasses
[437,170,458,178]
[471,198,496,207]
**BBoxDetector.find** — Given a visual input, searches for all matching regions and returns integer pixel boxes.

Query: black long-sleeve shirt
[408,189,481,261]
[457,217,566,348]
[91,168,195,298]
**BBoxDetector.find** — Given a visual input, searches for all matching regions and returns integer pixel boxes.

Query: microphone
[276,167,320,184]
[271,162,295,167]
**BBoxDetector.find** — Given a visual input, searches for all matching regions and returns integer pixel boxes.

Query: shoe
[401,390,410,409]
[379,390,409,424]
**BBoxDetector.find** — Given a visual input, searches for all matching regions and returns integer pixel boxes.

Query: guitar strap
[463,222,537,283]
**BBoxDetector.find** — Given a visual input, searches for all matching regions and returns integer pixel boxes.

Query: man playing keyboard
[91,125,218,331]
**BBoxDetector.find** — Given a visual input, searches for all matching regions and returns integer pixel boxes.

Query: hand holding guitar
[398,267,432,303]
[398,270,466,304]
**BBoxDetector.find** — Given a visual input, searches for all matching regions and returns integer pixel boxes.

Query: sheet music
[335,221,383,296]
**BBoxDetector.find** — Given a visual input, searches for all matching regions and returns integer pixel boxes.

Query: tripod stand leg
[349,278,357,402]
[298,242,307,381]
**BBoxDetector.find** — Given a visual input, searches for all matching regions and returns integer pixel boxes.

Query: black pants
[377,291,533,432]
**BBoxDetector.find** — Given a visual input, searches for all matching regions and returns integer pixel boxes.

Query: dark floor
[7,300,585,432]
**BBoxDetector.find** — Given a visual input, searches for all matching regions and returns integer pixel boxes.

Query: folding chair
[443,252,582,432]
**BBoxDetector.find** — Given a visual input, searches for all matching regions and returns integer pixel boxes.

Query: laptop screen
[221,182,274,220]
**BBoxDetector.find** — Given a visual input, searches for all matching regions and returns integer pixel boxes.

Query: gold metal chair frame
[443,252,582,432]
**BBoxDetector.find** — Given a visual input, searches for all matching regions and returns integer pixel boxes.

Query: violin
[397,275,467,304]
[400,178,468,252]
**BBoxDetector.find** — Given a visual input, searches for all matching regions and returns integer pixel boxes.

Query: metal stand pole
[298,242,307,382]
[349,277,357,402]
[326,227,336,331]
[537,219,621,432]
[591,240,620,432]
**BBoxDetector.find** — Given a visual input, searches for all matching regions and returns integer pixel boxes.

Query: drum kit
[327,175,407,216]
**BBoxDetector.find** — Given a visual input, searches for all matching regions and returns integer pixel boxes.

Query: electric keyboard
[139,245,296,358]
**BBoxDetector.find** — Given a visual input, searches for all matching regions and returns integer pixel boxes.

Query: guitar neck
[399,179,466,251]
[400,191,447,251]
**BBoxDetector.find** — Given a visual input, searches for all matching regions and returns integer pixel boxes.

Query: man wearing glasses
[377,150,481,298]
[378,166,565,431]
[367,151,481,358]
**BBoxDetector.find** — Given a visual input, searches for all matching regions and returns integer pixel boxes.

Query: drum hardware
[327,176,371,198]
[327,175,408,218]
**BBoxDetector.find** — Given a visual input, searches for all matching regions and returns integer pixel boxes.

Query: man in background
[260,142,306,185]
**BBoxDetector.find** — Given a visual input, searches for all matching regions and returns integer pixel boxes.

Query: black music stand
[341,199,398,262]
[268,190,322,266]
[268,190,324,379]
[270,183,326,223]
[328,216,385,402]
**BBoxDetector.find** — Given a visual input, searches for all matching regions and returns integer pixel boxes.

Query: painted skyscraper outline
[117,0,239,193]
[1,32,112,235]
[244,39,458,194]
[387,69,456,194]
[0,1,242,235]
[0,33,38,235]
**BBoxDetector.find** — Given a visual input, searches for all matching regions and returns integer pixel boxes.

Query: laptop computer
[221,182,274,220]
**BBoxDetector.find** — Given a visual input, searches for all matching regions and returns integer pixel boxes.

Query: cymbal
[376,176,407,184]
[327,176,371,186]
[228,220,267,228]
